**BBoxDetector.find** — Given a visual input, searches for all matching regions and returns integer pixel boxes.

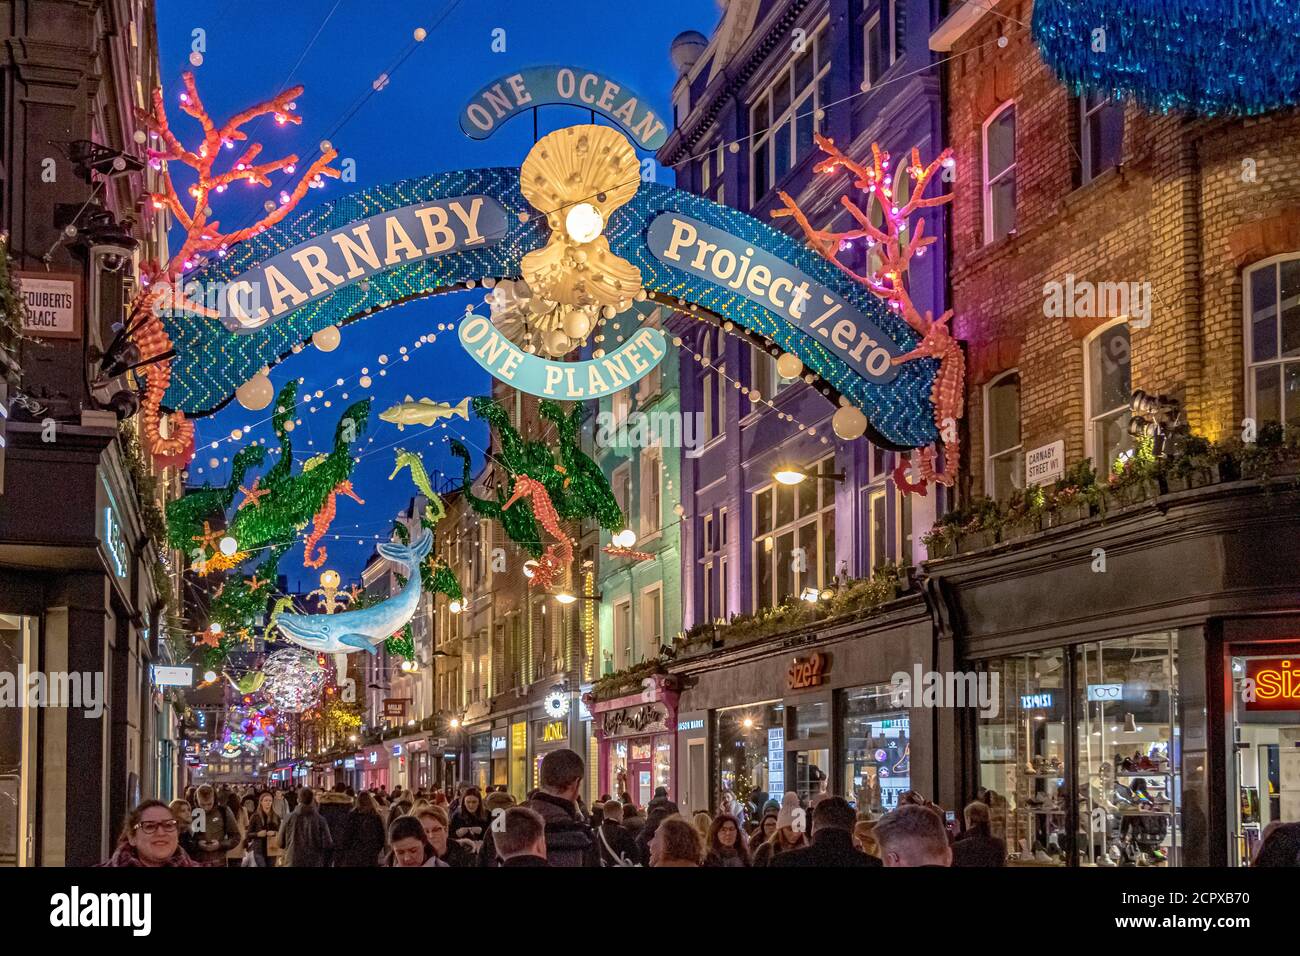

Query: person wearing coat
[244,791,282,867]
[450,787,490,842]
[951,801,1007,867]
[278,787,334,867]
[335,792,387,867]
[191,785,242,866]
[769,798,882,868]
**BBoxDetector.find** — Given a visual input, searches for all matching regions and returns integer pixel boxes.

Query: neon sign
[1244,658,1300,711]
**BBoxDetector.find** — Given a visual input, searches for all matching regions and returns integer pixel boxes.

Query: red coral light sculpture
[131,71,341,468]
[773,134,964,494]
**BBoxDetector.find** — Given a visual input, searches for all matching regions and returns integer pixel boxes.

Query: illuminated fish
[379,395,471,431]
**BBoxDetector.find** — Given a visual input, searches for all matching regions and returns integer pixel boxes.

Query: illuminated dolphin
[379,395,471,431]
[273,530,432,656]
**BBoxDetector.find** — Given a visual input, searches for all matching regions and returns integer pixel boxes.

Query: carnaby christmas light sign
[458,312,667,399]
[216,196,508,333]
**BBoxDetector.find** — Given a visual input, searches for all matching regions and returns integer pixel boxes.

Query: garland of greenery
[449,396,623,558]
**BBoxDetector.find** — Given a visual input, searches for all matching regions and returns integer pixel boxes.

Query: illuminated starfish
[238,478,270,510]
[212,582,225,598]
[192,521,223,552]
[248,574,267,591]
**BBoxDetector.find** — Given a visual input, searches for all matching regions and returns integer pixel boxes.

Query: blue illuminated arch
[160,171,938,449]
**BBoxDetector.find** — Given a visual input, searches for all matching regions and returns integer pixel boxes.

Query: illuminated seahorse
[303,481,364,569]
[502,475,573,590]
[390,449,445,522]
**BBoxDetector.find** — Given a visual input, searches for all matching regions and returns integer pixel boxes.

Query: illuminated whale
[274,530,432,656]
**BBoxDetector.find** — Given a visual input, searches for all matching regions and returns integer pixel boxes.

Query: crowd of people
[101,748,1300,868]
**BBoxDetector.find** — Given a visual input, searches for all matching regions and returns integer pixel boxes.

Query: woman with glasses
[415,805,476,867]
[101,800,201,867]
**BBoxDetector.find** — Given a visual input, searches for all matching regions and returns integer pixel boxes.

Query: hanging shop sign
[460,66,668,150]
[646,213,902,384]
[543,684,571,719]
[1244,658,1300,712]
[152,666,194,688]
[458,313,666,398]
[600,701,670,738]
[383,698,409,718]
[787,651,828,691]
[1026,440,1065,486]
[538,720,567,743]
[14,270,82,340]
[215,197,509,333]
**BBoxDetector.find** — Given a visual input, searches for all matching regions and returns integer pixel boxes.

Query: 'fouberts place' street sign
[646,213,901,385]
[460,66,668,150]
[215,196,508,333]
[458,312,666,399]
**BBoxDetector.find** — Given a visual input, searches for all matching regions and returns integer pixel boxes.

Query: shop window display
[715,702,784,810]
[841,683,911,813]
[1077,633,1180,867]
[978,649,1068,865]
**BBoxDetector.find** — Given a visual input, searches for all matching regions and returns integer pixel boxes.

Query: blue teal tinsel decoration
[1032,0,1300,116]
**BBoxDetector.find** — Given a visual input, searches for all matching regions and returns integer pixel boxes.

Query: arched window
[1244,254,1300,426]
[984,369,1022,499]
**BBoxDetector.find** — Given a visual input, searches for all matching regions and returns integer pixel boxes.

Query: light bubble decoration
[263,647,327,713]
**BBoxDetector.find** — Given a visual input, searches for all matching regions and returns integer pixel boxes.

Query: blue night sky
[157,0,718,590]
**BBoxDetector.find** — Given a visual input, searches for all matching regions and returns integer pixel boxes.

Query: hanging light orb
[312,325,341,352]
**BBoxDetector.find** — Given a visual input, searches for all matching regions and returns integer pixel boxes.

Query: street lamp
[553,591,578,605]
[772,465,846,486]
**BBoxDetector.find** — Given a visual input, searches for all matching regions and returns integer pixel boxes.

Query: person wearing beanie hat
[753,792,809,866]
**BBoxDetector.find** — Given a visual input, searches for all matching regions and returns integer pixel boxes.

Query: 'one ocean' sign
[646,213,902,385]
[213,196,509,333]
[458,313,667,399]
[460,66,668,151]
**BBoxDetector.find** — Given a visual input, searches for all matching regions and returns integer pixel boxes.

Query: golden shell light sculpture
[519,125,643,311]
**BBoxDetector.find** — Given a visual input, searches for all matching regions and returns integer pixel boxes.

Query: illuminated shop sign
[491,735,507,751]
[1244,658,1300,712]
[647,213,902,384]
[460,66,667,149]
[677,718,704,732]
[1020,693,1054,709]
[600,702,669,737]
[101,486,129,580]
[538,720,567,743]
[1087,683,1123,702]
[788,651,828,690]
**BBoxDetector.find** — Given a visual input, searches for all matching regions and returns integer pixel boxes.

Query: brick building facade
[925,0,1300,868]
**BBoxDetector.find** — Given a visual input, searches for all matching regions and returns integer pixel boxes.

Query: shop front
[532,715,571,791]
[589,674,679,808]
[669,596,934,816]
[361,745,388,791]
[927,479,1300,866]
